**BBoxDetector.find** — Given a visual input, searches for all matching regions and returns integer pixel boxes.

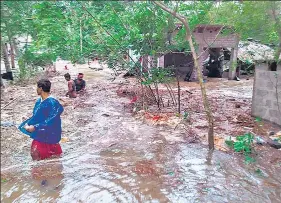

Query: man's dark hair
[37,79,51,92]
[64,73,71,78]
[78,73,84,75]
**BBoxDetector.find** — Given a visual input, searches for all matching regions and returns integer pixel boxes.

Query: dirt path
[1,63,281,202]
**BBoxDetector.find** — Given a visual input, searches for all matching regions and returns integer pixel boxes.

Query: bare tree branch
[154,1,214,150]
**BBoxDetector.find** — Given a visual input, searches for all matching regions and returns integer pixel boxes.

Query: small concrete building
[193,24,240,81]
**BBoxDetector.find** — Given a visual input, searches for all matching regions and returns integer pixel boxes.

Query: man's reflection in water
[31,160,64,200]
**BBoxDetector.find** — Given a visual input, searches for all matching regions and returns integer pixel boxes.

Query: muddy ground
[1,62,281,202]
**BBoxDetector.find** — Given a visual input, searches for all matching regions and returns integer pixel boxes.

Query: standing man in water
[74,73,86,93]
[19,79,64,160]
[64,73,77,98]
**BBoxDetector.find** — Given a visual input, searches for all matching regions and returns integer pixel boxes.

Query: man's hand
[78,89,85,93]
[24,125,35,132]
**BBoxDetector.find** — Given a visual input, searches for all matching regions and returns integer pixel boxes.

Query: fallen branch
[1,97,18,110]
[186,90,193,94]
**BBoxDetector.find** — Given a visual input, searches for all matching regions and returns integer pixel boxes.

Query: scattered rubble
[267,131,281,149]
[267,140,281,149]
[120,78,281,153]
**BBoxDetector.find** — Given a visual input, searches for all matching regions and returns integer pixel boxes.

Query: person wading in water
[18,79,64,160]
[64,73,77,98]
[74,73,86,93]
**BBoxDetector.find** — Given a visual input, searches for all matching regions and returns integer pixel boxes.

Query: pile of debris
[203,39,280,78]
[267,131,281,149]
[237,40,280,63]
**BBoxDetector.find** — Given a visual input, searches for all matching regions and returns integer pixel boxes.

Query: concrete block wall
[252,65,281,126]
[194,33,239,48]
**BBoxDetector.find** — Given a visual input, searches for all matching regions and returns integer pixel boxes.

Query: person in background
[18,79,64,160]
[74,73,86,93]
[64,73,77,98]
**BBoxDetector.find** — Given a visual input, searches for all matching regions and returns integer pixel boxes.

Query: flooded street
[1,62,281,203]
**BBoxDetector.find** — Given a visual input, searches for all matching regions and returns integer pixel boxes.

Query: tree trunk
[3,21,16,70]
[9,38,16,69]
[176,68,181,114]
[0,45,4,87]
[270,2,281,63]
[12,38,19,56]
[1,41,12,72]
[80,19,83,54]
[0,77,4,87]
[154,1,214,150]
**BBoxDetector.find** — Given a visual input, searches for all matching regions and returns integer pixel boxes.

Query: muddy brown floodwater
[1,63,281,203]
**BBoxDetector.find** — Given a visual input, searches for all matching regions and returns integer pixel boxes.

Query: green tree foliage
[0,1,278,71]
[208,1,280,44]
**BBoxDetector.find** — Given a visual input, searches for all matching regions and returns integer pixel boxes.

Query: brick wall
[252,64,281,126]
[194,33,239,48]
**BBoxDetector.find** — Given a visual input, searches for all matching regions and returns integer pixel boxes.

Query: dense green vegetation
[1,1,280,72]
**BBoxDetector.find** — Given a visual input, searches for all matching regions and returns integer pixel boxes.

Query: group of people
[64,73,86,98]
[18,72,86,161]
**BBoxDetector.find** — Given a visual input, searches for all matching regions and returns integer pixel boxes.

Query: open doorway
[203,48,224,78]
[269,61,277,71]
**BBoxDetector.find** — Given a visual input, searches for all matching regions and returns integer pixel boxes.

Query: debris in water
[60,137,69,143]
[102,113,110,117]
[202,188,211,193]
[255,136,265,145]
[255,117,262,122]
[267,139,281,149]
[183,112,188,120]
[107,143,117,148]
[41,180,47,186]
[214,136,229,151]
[168,171,174,176]
[129,96,138,104]
[255,168,265,177]
[152,140,164,144]
[152,115,161,121]
[235,104,241,108]
[1,121,16,127]
[1,178,7,183]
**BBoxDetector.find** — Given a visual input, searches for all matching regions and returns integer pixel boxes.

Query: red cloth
[31,140,62,160]
[130,96,138,104]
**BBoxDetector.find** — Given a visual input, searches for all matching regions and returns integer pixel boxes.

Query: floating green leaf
[1,179,7,183]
